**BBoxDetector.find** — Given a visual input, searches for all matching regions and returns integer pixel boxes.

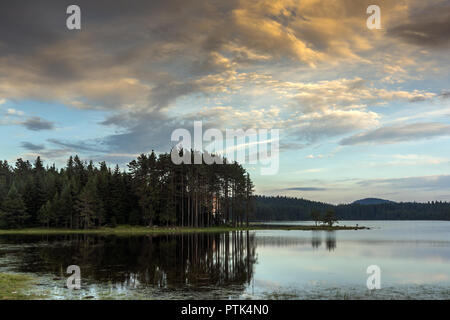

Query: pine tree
[0,183,28,228]
[245,173,254,227]
[75,176,102,229]
[0,160,12,204]
[311,209,321,226]
[59,182,74,228]
[38,200,53,228]
[109,165,126,225]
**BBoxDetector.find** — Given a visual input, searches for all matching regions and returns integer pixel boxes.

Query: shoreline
[0,224,368,235]
[0,273,42,300]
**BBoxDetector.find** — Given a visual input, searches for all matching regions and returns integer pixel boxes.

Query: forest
[253,195,450,221]
[0,151,254,229]
[3,152,449,230]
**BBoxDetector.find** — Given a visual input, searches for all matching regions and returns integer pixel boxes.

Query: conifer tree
[0,183,28,228]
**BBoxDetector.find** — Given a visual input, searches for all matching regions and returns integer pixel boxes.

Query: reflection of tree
[255,237,310,247]
[311,231,322,249]
[3,231,257,290]
[325,231,336,251]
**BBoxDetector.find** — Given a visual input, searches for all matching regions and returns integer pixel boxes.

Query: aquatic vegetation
[0,273,44,300]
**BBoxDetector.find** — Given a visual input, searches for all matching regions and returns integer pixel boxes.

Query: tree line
[253,195,450,221]
[0,151,254,229]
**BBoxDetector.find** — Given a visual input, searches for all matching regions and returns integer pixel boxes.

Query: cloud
[340,122,450,145]
[365,154,450,168]
[229,3,323,66]
[0,0,437,115]
[23,149,71,162]
[387,3,450,48]
[99,110,181,153]
[69,73,437,153]
[0,0,447,167]
[293,108,380,142]
[282,187,327,191]
[0,1,228,112]
[47,138,104,153]
[441,90,450,99]
[21,116,55,131]
[20,142,45,151]
[358,175,450,191]
[266,77,434,144]
[0,108,55,131]
[279,142,308,151]
[5,108,24,116]
[306,154,324,159]
[388,154,449,166]
[289,78,434,114]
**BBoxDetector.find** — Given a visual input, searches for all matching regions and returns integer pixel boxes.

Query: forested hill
[253,195,450,221]
[352,198,395,205]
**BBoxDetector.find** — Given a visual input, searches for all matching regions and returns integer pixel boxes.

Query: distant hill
[253,195,450,221]
[353,198,395,205]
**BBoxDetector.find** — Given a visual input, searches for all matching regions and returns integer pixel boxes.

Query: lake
[0,221,449,299]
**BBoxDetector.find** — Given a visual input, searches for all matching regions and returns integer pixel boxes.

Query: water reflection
[0,231,257,291]
[311,231,336,251]
[254,231,336,251]
[2,222,449,299]
[325,232,336,251]
[311,231,322,249]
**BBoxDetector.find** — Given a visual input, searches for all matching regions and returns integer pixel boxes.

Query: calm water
[0,221,449,299]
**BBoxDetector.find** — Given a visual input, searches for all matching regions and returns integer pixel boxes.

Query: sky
[0,0,449,204]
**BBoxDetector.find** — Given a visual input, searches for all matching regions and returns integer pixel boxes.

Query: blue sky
[1,0,449,203]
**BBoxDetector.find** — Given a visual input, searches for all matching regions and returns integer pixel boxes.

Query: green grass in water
[0,273,43,300]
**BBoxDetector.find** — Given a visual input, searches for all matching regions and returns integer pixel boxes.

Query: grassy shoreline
[0,224,368,235]
[0,273,43,300]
